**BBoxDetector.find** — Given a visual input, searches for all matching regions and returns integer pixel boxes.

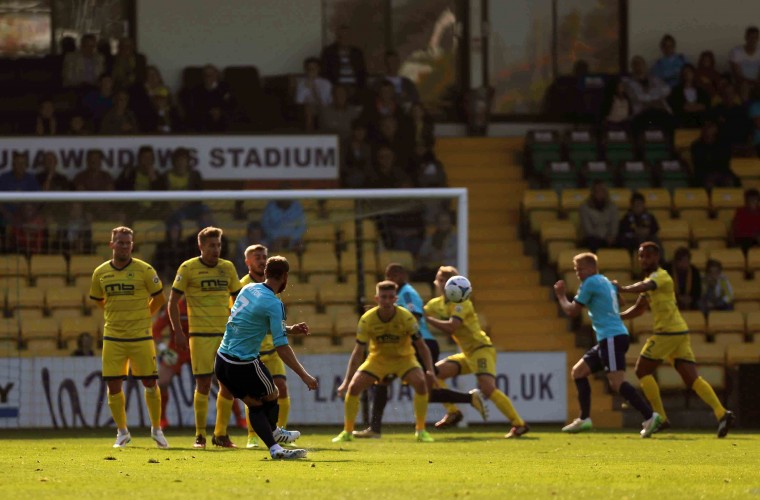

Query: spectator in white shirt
[729,26,760,101]
[295,57,333,130]
[624,55,674,139]
[62,33,105,88]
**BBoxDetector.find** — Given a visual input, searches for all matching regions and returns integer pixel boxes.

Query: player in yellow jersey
[168,226,243,449]
[90,226,174,449]
[332,281,437,443]
[618,242,735,437]
[426,266,529,438]
[239,244,294,449]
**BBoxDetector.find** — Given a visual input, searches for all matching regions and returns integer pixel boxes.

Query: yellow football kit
[172,257,243,376]
[356,305,422,380]
[240,273,286,377]
[90,258,164,380]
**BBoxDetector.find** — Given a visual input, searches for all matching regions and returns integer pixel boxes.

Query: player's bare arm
[91,297,105,310]
[554,280,583,317]
[275,344,318,390]
[286,322,310,335]
[337,343,364,397]
[167,289,188,352]
[620,294,649,320]
[412,336,437,387]
[149,292,166,315]
[619,280,656,294]
[425,315,462,335]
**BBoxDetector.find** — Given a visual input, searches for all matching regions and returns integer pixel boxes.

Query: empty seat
[658,219,690,241]
[673,188,709,214]
[711,188,745,211]
[746,311,760,335]
[319,282,358,306]
[302,222,338,243]
[607,187,632,209]
[597,249,631,272]
[7,287,45,311]
[539,220,577,246]
[30,255,68,279]
[34,276,67,289]
[657,159,690,190]
[681,310,707,335]
[546,240,578,266]
[335,313,361,337]
[69,254,106,279]
[60,316,101,344]
[46,287,84,311]
[656,365,683,390]
[620,161,653,189]
[559,189,588,214]
[298,312,334,336]
[0,254,29,279]
[730,157,760,181]
[377,250,413,271]
[20,317,59,351]
[545,161,579,190]
[522,190,559,212]
[726,342,760,365]
[556,248,586,274]
[301,251,339,275]
[708,311,746,346]
[528,208,559,235]
[707,248,746,272]
[747,248,760,273]
[691,219,727,244]
[132,220,166,244]
[637,188,672,211]
[631,313,654,338]
[342,249,379,276]
[279,282,318,306]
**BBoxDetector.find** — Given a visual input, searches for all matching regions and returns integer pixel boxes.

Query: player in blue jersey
[554,252,662,437]
[215,256,318,459]
[353,263,485,438]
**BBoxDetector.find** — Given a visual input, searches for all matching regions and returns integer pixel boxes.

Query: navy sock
[248,405,276,448]
[575,377,591,420]
[429,388,472,404]
[370,385,388,433]
[619,381,653,420]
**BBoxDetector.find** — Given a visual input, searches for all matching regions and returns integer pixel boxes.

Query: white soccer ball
[160,348,178,366]
[444,275,472,303]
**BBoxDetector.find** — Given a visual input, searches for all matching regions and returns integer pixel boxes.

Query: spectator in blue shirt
[651,34,687,88]
[0,152,40,192]
[261,200,306,252]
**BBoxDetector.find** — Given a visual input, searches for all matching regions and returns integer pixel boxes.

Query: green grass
[1,426,759,499]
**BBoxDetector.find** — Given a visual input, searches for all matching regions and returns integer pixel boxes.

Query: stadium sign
[0,135,339,181]
[0,352,566,428]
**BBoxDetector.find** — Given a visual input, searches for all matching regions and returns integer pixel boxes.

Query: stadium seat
[342,248,379,276]
[334,313,361,337]
[298,311,334,337]
[540,220,577,246]
[681,310,707,335]
[691,219,727,246]
[526,130,562,175]
[707,248,746,272]
[699,365,726,390]
[307,273,340,288]
[641,130,672,164]
[735,301,760,314]
[596,249,631,272]
[30,255,67,280]
[411,282,434,303]
[562,271,580,295]
[673,188,709,216]
[730,157,760,182]
[637,188,672,211]
[689,248,708,270]
[658,219,690,241]
[51,309,83,321]
[522,189,559,211]
[711,188,745,212]
[697,239,727,251]
[0,254,29,279]
[318,282,357,307]
[301,250,339,276]
[46,287,84,311]
[746,311,760,335]
[545,161,579,190]
[748,248,760,274]
[285,304,317,323]
[559,189,588,214]
[303,222,339,243]
[604,271,632,286]
[556,248,586,274]
[656,365,683,390]
[607,187,631,209]
[20,317,60,352]
[691,342,726,364]
[377,250,414,271]
[620,161,653,190]
[679,209,711,225]
[707,311,746,346]
[279,282,318,306]
[132,220,166,244]
[60,316,101,345]
[69,255,106,279]
[660,240,690,263]
[714,208,736,227]
[339,219,379,244]
[726,342,760,365]
[630,313,654,339]
[657,159,690,190]
[90,221,122,244]
[604,129,635,164]
[581,160,617,187]
[7,287,45,311]
[34,276,67,290]
[546,240,578,266]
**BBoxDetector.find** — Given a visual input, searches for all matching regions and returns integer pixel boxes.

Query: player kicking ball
[554,252,662,438]
[215,256,318,459]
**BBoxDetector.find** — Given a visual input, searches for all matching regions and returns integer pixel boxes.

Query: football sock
[245,405,255,439]
[263,400,279,429]
[436,380,460,414]
[159,385,169,421]
[428,388,472,403]
[413,392,429,431]
[144,385,162,429]
[489,389,525,426]
[107,390,128,431]
[248,405,276,448]
[574,377,591,420]
[691,376,727,420]
[640,375,667,421]
[619,382,653,419]
[370,385,388,433]
[344,394,360,433]
[277,396,290,428]
[193,390,208,438]
[213,394,234,437]
[231,399,244,421]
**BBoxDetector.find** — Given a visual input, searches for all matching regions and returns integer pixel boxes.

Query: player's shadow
[312,447,359,452]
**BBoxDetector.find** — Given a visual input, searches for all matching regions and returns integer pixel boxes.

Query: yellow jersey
[425,296,492,357]
[240,273,276,353]
[643,267,689,334]
[89,258,163,340]
[357,305,419,360]
[172,257,242,334]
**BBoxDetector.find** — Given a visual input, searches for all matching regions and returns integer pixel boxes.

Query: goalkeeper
[152,297,191,430]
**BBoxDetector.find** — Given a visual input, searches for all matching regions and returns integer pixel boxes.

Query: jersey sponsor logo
[200,278,228,291]
[104,283,135,296]
[375,333,401,343]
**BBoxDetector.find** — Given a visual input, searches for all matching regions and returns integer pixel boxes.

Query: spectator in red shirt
[732,188,760,253]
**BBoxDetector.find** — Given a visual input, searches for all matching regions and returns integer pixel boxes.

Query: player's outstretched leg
[431,364,463,428]
[677,360,734,438]
[355,384,388,438]
[476,375,528,439]
[248,399,307,459]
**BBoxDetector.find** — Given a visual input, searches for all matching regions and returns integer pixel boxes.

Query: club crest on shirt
[153,275,160,284]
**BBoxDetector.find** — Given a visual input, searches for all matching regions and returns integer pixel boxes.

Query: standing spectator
[72,149,114,191]
[690,120,737,189]
[189,65,233,132]
[320,24,367,98]
[62,33,104,88]
[30,98,59,135]
[617,192,660,251]
[100,90,139,134]
[665,247,702,311]
[623,56,674,138]
[579,181,619,253]
[410,102,435,151]
[602,77,633,131]
[81,73,115,127]
[319,84,361,143]
[700,259,734,313]
[695,51,721,98]
[668,64,710,128]
[732,188,760,253]
[260,200,306,253]
[729,26,760,101]
[651,34,688,88]
[378,50,419,111]
[295,57,332,130]
[37,151,71,191]
[111,37,147,90]
[341,119,372,188]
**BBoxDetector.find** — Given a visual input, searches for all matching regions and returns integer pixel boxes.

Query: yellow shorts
[189,334,223,377]
[102,338,157,380]
[358,355,421,381]
[639,333,696,364]
[447,347,497,376]
[261,351,286,378]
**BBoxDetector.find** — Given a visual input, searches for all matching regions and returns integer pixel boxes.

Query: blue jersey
[397,283,434,341]
[574,273,628,342]
[219,283,288,360]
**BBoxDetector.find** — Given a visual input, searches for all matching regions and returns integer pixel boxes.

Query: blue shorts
[583,334,629,373]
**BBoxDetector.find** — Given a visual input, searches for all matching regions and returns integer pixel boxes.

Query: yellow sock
[437,380,459,414]
[277,396,291,428]
[692,376,726,421]
[193,390,209,438]
[489,389,524,426]
[107,390,127,431]
[344,394,360,433]
[245,405,256,439]
[213,395,234,437]
[144,385,162,429]
[413,392,429,431]
[640,375,668,421]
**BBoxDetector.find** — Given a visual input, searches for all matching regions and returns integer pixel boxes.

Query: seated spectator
[375,115,412,169]
[37,151,71,191]
[73,149,114,191]
[319,84,361,143]
[624,56,674,139]
[668,64,710,128]
[579,180,619,253]
[154,221,189,283]
[601,77,633,131]
[143,88,183,134]
[233,221,265,276]
[320,24,367,98]
[116,146,163,191]
[617,192,660,251]
[30,98,59,135]
[111,37,147,90]
[9,203,46,255]
[162,147,204,222]
[81,73,115,127]
[665,247,702,311]
[100,89,139,134]
[365,145,409,188]
[62,33,104,88]
[695,50,721,98]
[412,140,447,188]
[67,111,91,135]
[295,56,332,130]
[651,34,687,88]
[377,50,419,112]
[410,102,434,151]
[260,200,306,253]
[71,332,95,357]
[732,188,760,253]
[0,152,40,192]
[729,26,760,101]
[131,65,172,129]
[189,64,234,132]
[364,80,407,139]
[341,119,372,188]
[416,210,458,283]
[690,120,737,189]
[700,259,734,313]
[52,201,91,255]
[712,79,751,148]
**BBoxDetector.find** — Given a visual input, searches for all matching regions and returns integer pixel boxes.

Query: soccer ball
[159,347,178,366]
[444,275,472,303]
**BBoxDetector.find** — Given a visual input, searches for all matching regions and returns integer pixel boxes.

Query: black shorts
[414,338,440,369]
[583,334,629,373]
[214,351,276,401]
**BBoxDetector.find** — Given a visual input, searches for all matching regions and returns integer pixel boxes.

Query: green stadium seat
[526,130,562,175]
[565,129,599,168]
[581,160,617,186]
[545,161,579,190]
[604,129,635,164]
[641,129,672,164]
[657,159,691,190]
[620,161,653,190]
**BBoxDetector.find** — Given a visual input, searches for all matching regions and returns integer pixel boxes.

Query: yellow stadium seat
[726,342,760,365]
[735,301,760,313]
[60,316,101,343]
[335,313,361,337]
[730,157,760,180]
[562,271,580,296]
[20,317,59,341]
[679,209,711,225]
[30,255,67,279]
[411,282,434,303]
[660,240,690,262]
[631,313,654,338]
[377,250,414,271]
[51,309,83,321]
[522,189,559,212]
[299,312,334,336]
[34,276,67,289]
[301,250,339,275]
[340,219,378,243]
[748,248,760,273]
[597,248,631,272]
[673,188,709,213]
[656,365,683,390]
[746,311,760,334]
[707,248,746,271]
[279,282,318,306]
[7,287,45,311]
[73,276,92,294]
[711,188,745,211]
[691,219,727,244]
[689,248,708,270]
[16,308,44,323]
[547,241,579,266]
[285,304,317,322]
[94,244,112,260]
[658,219,690,241]
[637,188,672,210]
[608,188,632,209]
[556,248,585,274]
[528,210,559,235]
[700,365,726,389]
[46,287,84,311]
[308,273,340,287]
[604,271,632,286]
[342,249,379,275]
[649,208,672,223]
[697,239,727,251]
[132,219,166,243]
[324,199,356,213]
[69,254,106,279]
[318,283,357,306]
[539,220,577,245]
[0,254,29,279]
[715,208,736,227]
[691,342,726,364]
[559,189,588,213]
[722,271,746,285]
[302,222,338,243]
[707,311,746,342]
[675,128,701,154]
[325,304,359,319]
[681,310,706,334]
[90,221,122,244]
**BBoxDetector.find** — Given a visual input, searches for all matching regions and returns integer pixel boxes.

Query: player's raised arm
[425,314,462,335]
[554,280,583,317]
[619,279,656,294]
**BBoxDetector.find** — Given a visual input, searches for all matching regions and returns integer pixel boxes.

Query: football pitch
[1,426,758,499]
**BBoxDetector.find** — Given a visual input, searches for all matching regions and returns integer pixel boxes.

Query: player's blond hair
[376,280,398,294]
[111,226,134,241]
[245,244,268,257]
[264,256,289,279]
[197,226,223,244]
[573,252,598,268]
[438,265,459,281]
